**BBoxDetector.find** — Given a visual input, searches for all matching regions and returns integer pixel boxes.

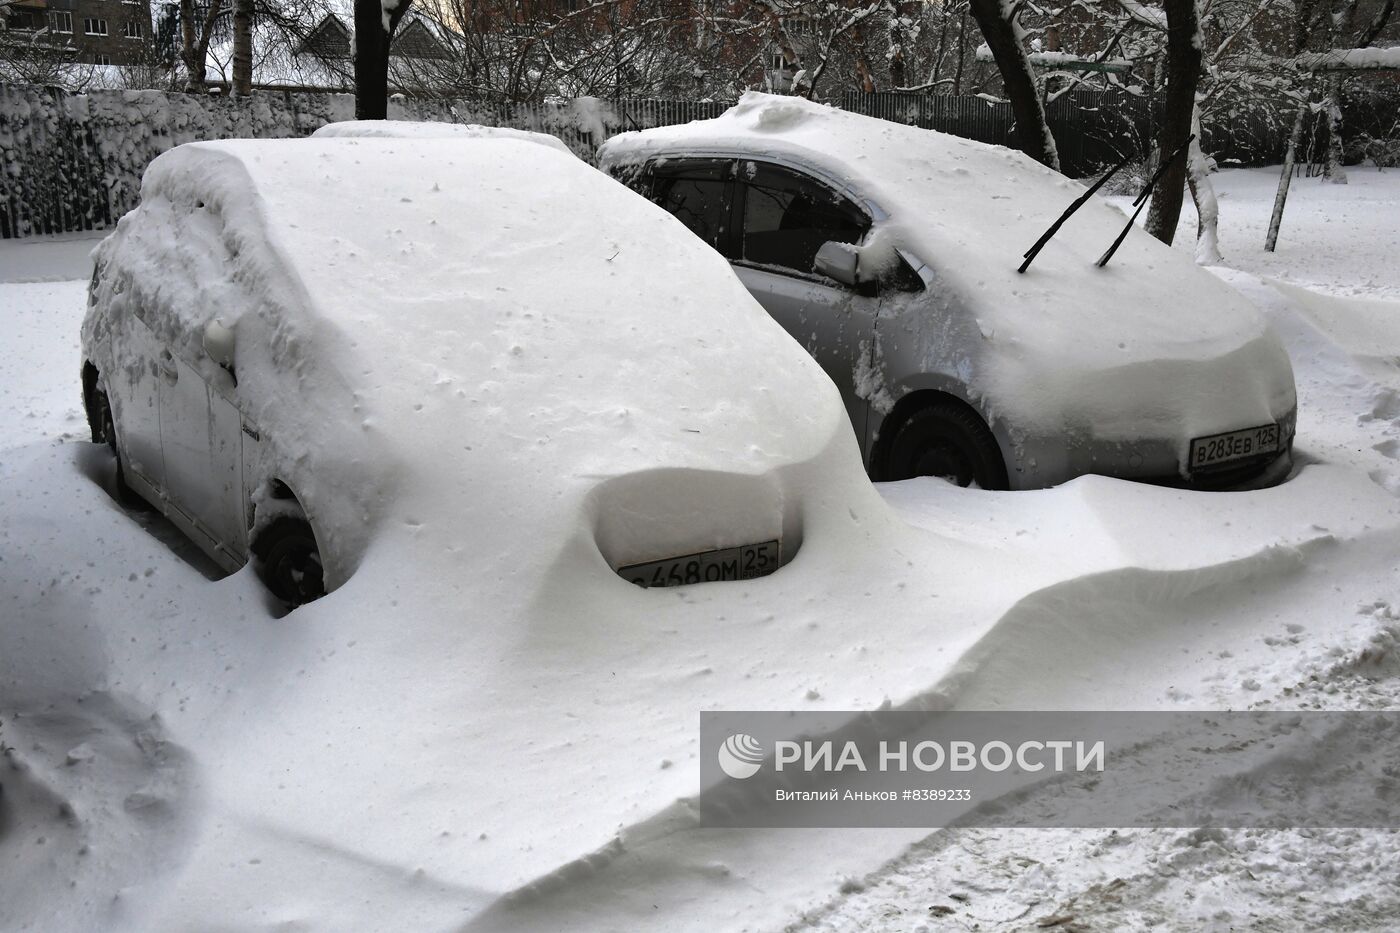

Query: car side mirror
[813,241,862,288]
[203,318,236,376]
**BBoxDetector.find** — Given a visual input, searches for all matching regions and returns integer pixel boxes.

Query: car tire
[93,389,149,509]
[884,400,1008,489]
[251,516,326,606]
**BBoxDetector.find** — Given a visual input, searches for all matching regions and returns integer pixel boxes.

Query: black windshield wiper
[1095,134,1195,269]
[1018,150,1135,274]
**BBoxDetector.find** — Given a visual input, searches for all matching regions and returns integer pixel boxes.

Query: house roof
[203,7,455,92]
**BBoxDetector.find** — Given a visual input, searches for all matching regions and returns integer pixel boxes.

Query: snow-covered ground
[2,166,1400,931]
[798,167,1400,932]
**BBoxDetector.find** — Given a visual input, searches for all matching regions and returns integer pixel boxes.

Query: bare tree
[201,0,349,92]
[406,0,995,104]
[179,0,226,89]
[968,0,1060,169]
[0,25,98,89]
[1314,0,1395,182]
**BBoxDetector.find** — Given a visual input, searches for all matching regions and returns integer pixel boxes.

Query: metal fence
[0,85,730,239]
[841,90,1294,177]
[2,82,1298,239]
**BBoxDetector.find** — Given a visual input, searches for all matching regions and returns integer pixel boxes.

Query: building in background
[2,0,154,66]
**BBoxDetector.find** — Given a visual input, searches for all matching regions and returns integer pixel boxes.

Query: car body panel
[158,352,247,566]
[114,312,167,492]
[733,263,876,446]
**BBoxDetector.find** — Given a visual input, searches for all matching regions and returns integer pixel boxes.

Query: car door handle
[159,350,179,384]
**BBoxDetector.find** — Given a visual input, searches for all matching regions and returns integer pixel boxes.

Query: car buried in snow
[80,134,865,605]
[309,118,578,154]
[598,93,1299,491]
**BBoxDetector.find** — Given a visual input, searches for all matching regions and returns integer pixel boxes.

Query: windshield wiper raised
[1018,151,1135,274]
[1095,134,1195,269]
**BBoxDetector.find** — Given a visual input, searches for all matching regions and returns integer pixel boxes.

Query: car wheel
[884,401,1008,489]
[93,389,149,509]
[252,516,326,606]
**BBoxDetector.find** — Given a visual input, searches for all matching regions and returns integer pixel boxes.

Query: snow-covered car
[311,119,575,156]
[598,93,1299,490]
[80,134,858,604]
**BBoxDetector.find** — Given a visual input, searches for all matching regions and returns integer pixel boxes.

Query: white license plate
[1189,423,1281,470]
[619,540,781,588]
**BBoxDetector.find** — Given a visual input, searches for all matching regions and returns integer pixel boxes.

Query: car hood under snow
[601,93,1297,445]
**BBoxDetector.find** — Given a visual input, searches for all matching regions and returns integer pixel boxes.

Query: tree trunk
[1144,0,1202,245]
[1186,104,1221,264]
[952,9,968,95]
[1322,74,1348,184]
[1265,101,1309,252]
[853,23,876,92]
[967,0,1059,170]
[355,0,410,119]
[886,0,907,88]
[179,0,206,90]
[232,0,253,97]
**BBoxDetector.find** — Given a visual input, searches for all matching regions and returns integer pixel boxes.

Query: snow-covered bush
[0,83,353,236]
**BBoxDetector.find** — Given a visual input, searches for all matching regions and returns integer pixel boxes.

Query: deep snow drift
[2,166,1400,932]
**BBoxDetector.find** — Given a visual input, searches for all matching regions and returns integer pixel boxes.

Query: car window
[740,162,869,276]
[650,161,731,253]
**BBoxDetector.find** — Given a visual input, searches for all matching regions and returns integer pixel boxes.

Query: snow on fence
[0,84,728,239]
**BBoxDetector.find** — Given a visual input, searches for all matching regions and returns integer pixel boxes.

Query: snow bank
[602,93,1296,453]
[69,136,1013,927]
[10,172,1400,929]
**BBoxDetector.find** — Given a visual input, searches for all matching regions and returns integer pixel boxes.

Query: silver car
[598,94,1298,490]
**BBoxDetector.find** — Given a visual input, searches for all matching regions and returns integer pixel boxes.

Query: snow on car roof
[311,119,574,155]
[601,93,1293,440]
[90,135,844,582]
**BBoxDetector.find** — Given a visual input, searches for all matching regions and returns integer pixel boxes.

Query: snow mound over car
[85,136,847,587]
[311,119,573,155]
[603,93,1296,448]
[75,137,977,926]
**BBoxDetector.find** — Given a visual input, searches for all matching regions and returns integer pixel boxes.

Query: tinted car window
[740,163,869,276]
[650,161,731,253]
